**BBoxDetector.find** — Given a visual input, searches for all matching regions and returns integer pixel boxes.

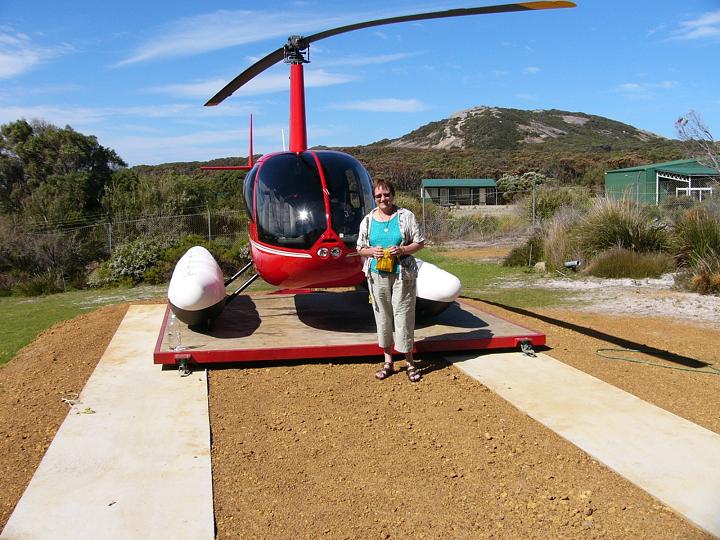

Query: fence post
[207,207,212,241]
[107,221,113,252]
[532,182,537,226]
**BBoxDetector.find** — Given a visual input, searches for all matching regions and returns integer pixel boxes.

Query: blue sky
[1,0,719,166]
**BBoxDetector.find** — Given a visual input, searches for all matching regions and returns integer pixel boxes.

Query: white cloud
[0,102,253,129]
[618,80,678,95]
[329,98,426,113]
[101,124,290,165]
[524,66,541,74]
[0,105,107,126]
[324,52,416,67]
[0,31,73,78]
[115,9,368,66]
[152,69,353,99]
[671,10,720,41]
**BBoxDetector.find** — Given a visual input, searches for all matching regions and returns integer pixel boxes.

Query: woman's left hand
[387,245,403,257]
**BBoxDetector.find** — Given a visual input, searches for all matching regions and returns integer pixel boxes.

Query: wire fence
[24,208,248,256]
[15,183,718,254]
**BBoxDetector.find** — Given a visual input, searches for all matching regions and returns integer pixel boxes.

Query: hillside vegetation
[0,106,701,296]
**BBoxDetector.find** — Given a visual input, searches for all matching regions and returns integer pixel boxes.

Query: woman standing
[356,180,425,382]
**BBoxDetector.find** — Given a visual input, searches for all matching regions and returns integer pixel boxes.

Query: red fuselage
[244,150,374,288]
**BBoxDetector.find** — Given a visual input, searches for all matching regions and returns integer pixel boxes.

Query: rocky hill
[379,106,665,152]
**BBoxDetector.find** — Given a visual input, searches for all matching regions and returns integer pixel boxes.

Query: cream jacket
[356,207,425,280]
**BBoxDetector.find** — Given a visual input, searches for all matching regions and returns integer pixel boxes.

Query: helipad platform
[154,291,544,365]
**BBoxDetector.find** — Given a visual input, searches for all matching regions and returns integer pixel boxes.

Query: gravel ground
[1,262,718,538]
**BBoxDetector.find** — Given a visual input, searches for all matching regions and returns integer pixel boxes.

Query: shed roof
[421,178,497,188]
[606,158,720,176]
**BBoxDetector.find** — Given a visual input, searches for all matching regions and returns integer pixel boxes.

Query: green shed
[420,178,498,206]
[605,158,720,204]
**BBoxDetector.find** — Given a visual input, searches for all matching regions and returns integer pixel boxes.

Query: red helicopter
[168,1,575,326]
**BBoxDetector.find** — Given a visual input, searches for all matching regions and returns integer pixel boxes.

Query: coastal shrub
[447,214,500,240]
[108,237,165,283]
[519,185,592,224]
[503,232,543,267]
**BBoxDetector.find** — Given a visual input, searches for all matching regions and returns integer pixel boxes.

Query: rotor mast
[285,36,309,153]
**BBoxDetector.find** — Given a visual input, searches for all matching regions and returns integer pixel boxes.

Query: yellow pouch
[376,248,397,273]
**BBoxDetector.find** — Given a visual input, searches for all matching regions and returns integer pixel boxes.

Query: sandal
[375,362,394,380]
[406,365,422,383]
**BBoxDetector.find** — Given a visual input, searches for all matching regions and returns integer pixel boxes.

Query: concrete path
[452,351,720,538]
[1,305,213,540]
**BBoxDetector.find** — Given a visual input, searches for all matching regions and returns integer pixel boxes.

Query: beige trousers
[368,272,416,353]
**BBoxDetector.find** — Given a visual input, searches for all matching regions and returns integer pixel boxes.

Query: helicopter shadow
[294,291,376,333]
[191,295,261,339]
[416,301,492,331]
[294,291,494,336]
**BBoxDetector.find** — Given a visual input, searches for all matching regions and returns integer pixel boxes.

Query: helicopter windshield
[255,152,325,249]
[317,151,374,248]
[253,151,374,250]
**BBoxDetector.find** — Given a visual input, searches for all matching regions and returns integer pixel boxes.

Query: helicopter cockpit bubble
[248,150,373,251]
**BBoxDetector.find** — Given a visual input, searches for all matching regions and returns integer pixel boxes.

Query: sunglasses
[374,193,393,200]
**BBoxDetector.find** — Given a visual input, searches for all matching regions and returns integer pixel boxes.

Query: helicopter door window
[255,153,325,249]
[243,166,257,221]
[317,151,374,248]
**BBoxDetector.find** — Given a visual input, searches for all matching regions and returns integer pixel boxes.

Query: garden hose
[596,348,720,376]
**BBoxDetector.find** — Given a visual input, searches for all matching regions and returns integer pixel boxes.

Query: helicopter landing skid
[154,290,544,369]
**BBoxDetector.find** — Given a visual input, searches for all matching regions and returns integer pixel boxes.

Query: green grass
[421,247,575,308]
[0,285,166,366]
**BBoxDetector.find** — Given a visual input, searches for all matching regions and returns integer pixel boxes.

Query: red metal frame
[153,297,545,366]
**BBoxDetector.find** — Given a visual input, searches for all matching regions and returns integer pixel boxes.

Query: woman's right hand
[370,247,385,258]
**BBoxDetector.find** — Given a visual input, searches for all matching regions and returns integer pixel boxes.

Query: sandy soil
[1,251,719,538]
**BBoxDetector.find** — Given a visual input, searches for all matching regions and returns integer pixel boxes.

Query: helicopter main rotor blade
[205,46,285,106]
[205,1,575,106]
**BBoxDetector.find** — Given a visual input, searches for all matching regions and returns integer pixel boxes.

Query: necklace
[376,210,394,232]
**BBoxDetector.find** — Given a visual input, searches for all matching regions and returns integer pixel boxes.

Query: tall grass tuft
[687,252,720,294]
[672,205,720,266]
[574,197,670,257]
[542,206,586,272]
[584,247,675,279]
[672,205,720,294]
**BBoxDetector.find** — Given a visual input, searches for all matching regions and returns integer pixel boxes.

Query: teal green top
[369,214,401,274]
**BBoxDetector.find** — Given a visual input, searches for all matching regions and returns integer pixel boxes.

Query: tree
[497,171,549,203]
[675,110,720,172]
[0,119,126,220]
